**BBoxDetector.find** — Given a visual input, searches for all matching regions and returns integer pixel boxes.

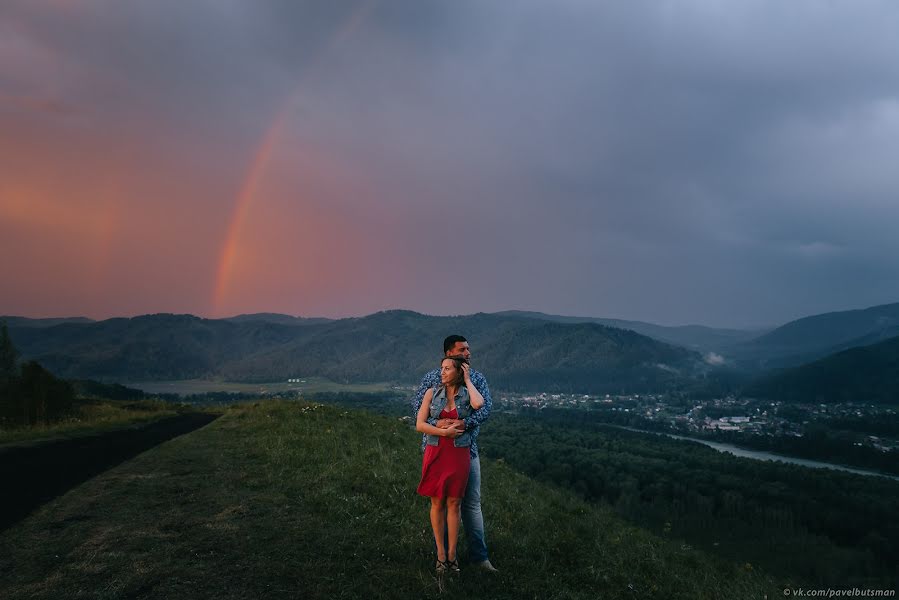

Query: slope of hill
[7,311,705,393]
[0,316,95,328]
[731,302,899,369]
[494,310,764,350]
[829,325,899,353]
[0,401,775,599]
[745,334,899,404]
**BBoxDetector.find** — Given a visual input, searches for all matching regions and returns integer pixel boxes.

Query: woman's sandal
[446,558,460,574]
[435,559,449,575]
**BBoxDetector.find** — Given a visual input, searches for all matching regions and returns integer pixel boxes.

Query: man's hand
[442,427,463,438]
[436,418,466,433]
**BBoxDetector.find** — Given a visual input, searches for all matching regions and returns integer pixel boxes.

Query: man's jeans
[463,455,489,562]
[444,455,489,562]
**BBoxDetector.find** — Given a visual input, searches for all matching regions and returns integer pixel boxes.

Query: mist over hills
[5,311,704,393]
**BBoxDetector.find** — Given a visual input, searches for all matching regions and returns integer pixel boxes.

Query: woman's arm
[416,388,459,437]
[462,363,485,410]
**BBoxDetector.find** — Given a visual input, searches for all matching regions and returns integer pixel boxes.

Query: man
[411,334,498,572]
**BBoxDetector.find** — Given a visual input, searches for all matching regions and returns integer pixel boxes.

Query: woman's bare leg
[430,497,447,561]
[446,497,462,561]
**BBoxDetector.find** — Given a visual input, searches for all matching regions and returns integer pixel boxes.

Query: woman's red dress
[416,407,470,498]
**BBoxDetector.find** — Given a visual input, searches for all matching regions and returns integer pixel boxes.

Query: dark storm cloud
[3,0,899,326]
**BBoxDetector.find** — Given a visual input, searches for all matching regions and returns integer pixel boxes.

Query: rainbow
[210,1,377,317]
[211,107,290,317]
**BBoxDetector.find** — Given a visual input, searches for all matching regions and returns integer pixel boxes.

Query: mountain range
[3,311,705,393]
[4,301,899,400]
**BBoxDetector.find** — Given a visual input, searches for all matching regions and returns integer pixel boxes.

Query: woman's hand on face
[461,362,472,383]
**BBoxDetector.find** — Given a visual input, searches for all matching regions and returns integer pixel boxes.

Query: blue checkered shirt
[411,368,492,458]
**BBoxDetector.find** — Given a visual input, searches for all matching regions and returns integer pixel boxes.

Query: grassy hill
[0,401,775,599]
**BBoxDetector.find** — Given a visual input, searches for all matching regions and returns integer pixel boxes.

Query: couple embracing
[411,335,498,577]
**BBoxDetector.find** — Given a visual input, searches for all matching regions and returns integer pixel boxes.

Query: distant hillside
[7,314,304,381]
[7,311,705,393]
[223,313,332,326]
[494,310,763,350]
[746,334,899,404]
[222,310,704,392]
[730,302,899,369]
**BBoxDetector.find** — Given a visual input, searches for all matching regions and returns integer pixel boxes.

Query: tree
[0,322,20,422]
[0,322,18,384]
[19,361,74,426]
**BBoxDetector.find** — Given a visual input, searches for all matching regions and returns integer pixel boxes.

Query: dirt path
[0,413,219,531]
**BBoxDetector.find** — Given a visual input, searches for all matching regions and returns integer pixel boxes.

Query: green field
[125,377,403,397]
[0,400,776,599]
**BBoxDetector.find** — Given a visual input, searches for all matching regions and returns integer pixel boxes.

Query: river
[608,425,899,482]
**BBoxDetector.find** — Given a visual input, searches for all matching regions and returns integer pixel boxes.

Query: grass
[0,400,778,599]
[0,399,196,446]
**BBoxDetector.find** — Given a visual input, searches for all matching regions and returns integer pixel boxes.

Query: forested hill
[745,333,899,404]
[5,311,705,392]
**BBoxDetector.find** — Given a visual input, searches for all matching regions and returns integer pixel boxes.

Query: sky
[2,0,899,329]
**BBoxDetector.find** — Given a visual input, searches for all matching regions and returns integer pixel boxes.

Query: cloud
[3,1,899,325]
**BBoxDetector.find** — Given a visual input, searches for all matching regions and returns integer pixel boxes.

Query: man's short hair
[443,335,467,354]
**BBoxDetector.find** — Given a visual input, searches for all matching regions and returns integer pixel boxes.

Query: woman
[416,357,485,575]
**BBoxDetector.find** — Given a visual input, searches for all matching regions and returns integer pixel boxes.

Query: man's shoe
[474,559,498,573]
